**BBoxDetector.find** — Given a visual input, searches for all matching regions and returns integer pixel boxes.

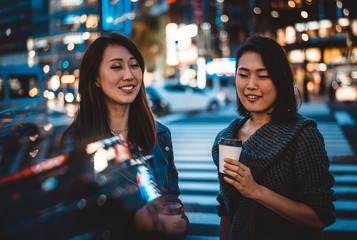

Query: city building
[1,0,356,102]
[0,0,32,65]
[220,0,357,99]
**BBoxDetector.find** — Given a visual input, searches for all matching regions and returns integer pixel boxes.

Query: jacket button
[165,146,170,151]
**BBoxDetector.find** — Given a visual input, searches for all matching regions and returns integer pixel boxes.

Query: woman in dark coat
[212,35,336,240]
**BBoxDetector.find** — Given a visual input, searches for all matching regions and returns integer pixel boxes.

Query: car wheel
[208,101,219,112]
[165,104,172,114]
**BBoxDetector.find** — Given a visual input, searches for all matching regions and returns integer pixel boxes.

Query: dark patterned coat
[212,114,336,240]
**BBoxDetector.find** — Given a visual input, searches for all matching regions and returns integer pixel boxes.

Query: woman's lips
[245,94,261,101]
[118,85,135,93]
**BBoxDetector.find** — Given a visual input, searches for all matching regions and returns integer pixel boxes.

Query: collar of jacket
[218,114,317,176]
[156,121,167,134]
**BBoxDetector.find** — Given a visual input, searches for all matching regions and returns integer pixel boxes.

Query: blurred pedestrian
[61,32,188,239]
[212,35,336,240]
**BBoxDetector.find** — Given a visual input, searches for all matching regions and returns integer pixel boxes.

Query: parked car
[145,87,169,116]
[0,64,46,112]
[335,83,357,102]
[146,83,223,114]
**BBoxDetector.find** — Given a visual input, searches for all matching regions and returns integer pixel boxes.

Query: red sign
[193,0,204,24]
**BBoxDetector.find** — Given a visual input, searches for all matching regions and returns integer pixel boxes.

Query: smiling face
[235,51,277,117]
[95,44,143,107]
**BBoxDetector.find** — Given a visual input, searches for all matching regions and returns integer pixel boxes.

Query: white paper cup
[219,138,242,173]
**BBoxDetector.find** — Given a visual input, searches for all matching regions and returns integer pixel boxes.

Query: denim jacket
[149,121,180,196]
[60,121,180,196]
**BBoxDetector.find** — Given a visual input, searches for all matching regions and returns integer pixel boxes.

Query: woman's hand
[222,158,326,230]
[223,158,261,199]
[135,196,189,237]
[162,217,188,234]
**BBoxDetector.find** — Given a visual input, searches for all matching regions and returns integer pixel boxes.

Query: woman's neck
[107,103,130,132]
[249,112,272,131]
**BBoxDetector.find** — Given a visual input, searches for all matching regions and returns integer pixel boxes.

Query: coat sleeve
[212,130,228,217]
[294,124,336,227]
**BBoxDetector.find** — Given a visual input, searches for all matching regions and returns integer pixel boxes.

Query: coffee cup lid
[219,138,242,147]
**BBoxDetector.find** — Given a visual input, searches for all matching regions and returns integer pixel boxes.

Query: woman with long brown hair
[61,32,187,239]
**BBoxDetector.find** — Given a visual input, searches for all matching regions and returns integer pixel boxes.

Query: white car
[146,83,223,113]
[335,85,357,102]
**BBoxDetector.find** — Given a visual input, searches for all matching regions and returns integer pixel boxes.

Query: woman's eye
[111,65,122,69]
[259,75,270,79]
[238,73,248,77]
[131,63,139,67]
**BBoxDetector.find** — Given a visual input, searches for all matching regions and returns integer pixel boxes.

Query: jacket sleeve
[155,123,180,196]
[164,127,180,195]
[294,124,336,227]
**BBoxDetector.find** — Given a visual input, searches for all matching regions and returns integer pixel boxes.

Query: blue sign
[101,0,132,35]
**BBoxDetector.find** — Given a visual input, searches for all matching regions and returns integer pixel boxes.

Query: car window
[8,75,41,99]
[165,85,185,91]
[193,88,204,94]
[221,78,228,87]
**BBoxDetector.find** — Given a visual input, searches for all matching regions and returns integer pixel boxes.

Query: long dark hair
[62,32,157,154]
[235,35,301,121]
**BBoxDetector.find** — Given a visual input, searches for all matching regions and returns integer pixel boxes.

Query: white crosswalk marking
[334,111,356,126]
[166,120,357,239]
[185,236,219,240]
[299,102,331,116]
[317,123,354,157]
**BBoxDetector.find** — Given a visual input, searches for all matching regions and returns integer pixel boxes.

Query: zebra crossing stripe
[333,185,357,195]
[299,102,331,116]
[179,181,219,192]
[185,235,219,240]
[324,218,357,232]
[184,212,357,232]
[175,156,212,161]
[334,174,357,184]
[185,212,219,225]
[176,163,216,170]
[334,111,356,126]
[185,211,357,233]
[330,165,357,173]
[179,172,217,180]
[334,200,357,211]
[180,194,217,206]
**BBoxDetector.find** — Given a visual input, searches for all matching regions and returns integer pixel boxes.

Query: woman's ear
[95,77,100,87]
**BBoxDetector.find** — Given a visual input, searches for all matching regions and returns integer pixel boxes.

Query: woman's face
[96,44,142,106]
[235,51,277,116]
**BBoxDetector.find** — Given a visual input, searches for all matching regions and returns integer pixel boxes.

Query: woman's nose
[123,67,134,80]
[247,76,258,89]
